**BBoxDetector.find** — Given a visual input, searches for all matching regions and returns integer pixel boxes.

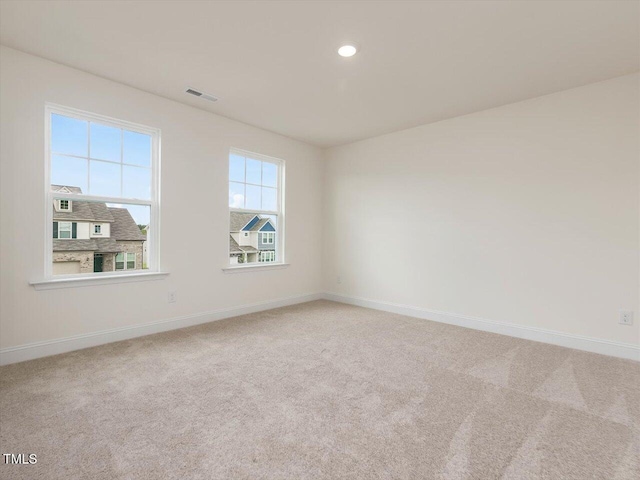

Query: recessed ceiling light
[338,45,357,57]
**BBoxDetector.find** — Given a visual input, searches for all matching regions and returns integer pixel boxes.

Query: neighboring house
[229,212,276,264]
[51,185,146,275]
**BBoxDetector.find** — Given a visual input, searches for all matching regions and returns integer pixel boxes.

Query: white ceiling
[1,1,638,147]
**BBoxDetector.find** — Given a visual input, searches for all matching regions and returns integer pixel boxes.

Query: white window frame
[261,232,274,244]
[227,148,285,270]
[94,224,102,235]
[43,104,161,280]
[58,221,72,239]
[58,199,70,211]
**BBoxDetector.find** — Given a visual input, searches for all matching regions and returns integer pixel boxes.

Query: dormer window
[58,199,71,211]
[94,224,102,234]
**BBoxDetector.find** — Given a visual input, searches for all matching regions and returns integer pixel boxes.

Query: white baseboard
[0,292,323,366]
[324,292,640,362]
[2,291,637,365]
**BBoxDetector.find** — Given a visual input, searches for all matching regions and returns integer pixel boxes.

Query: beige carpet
[1,300,638,479]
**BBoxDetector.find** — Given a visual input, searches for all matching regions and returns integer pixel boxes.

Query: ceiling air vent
[185,87,218,102]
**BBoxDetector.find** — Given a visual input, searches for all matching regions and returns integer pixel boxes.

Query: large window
[228,149,283,266]
[46,105,159,277]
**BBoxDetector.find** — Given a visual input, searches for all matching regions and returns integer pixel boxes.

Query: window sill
[222,263,290,274]
[30,271,170,291]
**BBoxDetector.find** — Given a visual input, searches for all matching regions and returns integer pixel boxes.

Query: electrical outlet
[168,292,177,303]
[337,276,342,284]
[619,311,633,326]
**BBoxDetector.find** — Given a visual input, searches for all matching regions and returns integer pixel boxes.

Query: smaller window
[127,253,136,269]
[59,221,72,239]
[116,252,136,270]
[58,199,70,211]
[115,253,124,270]
[244,232,249,237]
[261,232,274,244]
[94,224,102,234]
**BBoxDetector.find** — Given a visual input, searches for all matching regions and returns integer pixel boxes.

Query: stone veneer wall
[102,254,115,272]
[116,241,144,270]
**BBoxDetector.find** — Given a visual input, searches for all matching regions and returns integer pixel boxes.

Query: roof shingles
[230,212,258,232]
[108,208,146,241]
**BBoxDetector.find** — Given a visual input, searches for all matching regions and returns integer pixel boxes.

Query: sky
[50,114,152,224]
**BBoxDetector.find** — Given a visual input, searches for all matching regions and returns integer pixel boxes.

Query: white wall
[75,222,90,240]
[324,74,639,347]
[0,46,324,351]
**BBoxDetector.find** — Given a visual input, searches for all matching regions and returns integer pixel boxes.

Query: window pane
[130,205,150,228]
[127,251,135,269]
[115,254,124,270]
[229,154,245,183]
[261,187,277,211]
[51,114,88,157]
[51,155,88,192]
[245,184,261,210]
[246,158,261,185]
[123,165,151,200]
[229,182,245,208]
[90,160,121,197]
[59,222,71,239]
[262,161,277,187]
[90,123,121,162]
[123,131,151,167]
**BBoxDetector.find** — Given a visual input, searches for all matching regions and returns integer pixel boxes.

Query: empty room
[0,1,638,478]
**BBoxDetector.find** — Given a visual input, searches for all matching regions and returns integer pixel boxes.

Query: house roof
[53,238,122,253]
[52,185,82,194]
[229,236,243,254]
[53,200,115,222]
[229,212,258,232]
[248,218,275,232]
[52,185,146,245]
[229,235,258,254]
[51,185,115,222]
[108,208,146,241]
[229,212,276,233]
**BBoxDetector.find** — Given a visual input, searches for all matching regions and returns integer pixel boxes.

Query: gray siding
[257,232,275,250]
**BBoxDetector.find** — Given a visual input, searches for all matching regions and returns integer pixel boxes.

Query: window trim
[41,103,162,283]
[261,232,274,244]
[93,224,102,235]
[227,148,285,269]
[58,199,70,211]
